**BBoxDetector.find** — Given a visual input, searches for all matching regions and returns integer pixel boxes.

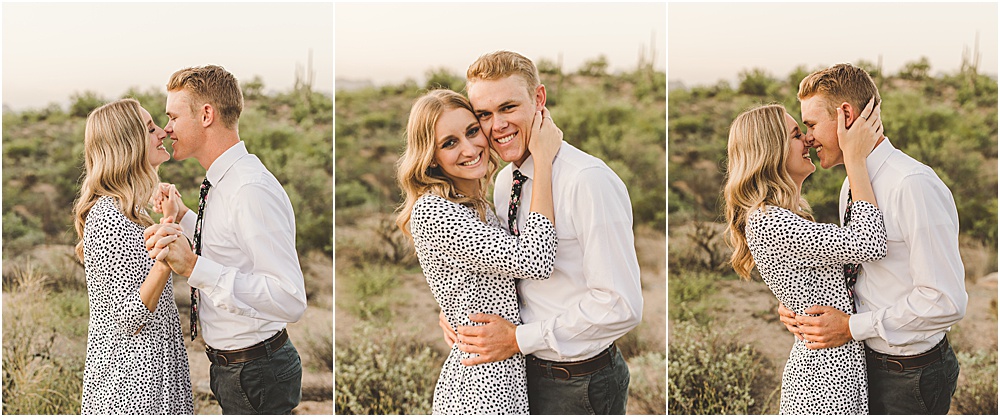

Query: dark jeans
[867,340,959,414]
[209,337,302,414]
[526,344,630,414]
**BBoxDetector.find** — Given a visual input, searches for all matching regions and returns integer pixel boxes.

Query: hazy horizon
[336,3,666,88]
[669,3,998,87]
[2,3,333,111]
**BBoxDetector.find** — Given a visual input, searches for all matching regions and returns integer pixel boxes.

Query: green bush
[954,348,998,414]
[668,320,770,414]
[335,322,440,414]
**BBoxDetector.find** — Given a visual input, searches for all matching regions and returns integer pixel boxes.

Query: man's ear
[534,84,547,110]
[201,103,214,128]
[840,102,856,129]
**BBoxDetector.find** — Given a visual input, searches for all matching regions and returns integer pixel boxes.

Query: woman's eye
[443,139,456,148]
[466,127,480,138]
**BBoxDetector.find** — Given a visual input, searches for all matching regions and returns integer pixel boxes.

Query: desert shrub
[342,264,402,321]
[335,322,440,414]
[667,270,718,323]
[2,264,85,414]
[627,350,666,414]
[954,348,998,414]
[303,321,334,372]
[668,319,769,414]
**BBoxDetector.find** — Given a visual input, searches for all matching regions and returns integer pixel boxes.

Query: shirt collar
[206,141,248,185]
[512,154,536,179]
[866,137,894,180]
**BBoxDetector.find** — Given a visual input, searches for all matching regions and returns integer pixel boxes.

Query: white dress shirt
[494,142,644,362]
[180,141,307,350]
[845,139,967,355]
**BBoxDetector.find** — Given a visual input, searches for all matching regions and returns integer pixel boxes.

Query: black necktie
[508,170,529,236]
[191,177,211,340]
[844,189,860,313]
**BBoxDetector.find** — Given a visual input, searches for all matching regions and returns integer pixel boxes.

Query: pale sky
[669,2,998,87]
[2,3,333,111]
[336,2,667,86]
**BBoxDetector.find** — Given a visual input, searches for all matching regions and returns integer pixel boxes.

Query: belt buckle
[551,365,571,380]
[208,350,230,366]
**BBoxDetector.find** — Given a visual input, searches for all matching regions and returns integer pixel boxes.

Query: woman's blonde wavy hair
[724,104,813,280]
[395,89,500,240]
[73,98,159,262]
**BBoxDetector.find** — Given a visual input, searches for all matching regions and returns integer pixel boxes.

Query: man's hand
[795,305,853,349]
[777,303,804,341]
[144,219,197,277]
[455,313,519,366]
[438,310,457,348]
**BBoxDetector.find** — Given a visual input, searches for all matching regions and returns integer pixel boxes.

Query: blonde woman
[723,100,884,414]
[395,89,562,414]
[73,99,193,414]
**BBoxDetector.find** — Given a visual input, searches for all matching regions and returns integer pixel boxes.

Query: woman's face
[432,107,489,196]
[784,112,816,186]
[141,107,170,168]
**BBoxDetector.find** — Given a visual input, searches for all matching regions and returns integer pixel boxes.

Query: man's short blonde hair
[466,51,540,97]
[797,63,881,117]
[167,65,244,129]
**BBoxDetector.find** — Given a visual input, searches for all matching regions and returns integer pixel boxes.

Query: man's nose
[492,114,508,132]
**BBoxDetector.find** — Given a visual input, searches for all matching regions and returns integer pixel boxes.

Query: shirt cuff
[187,255,224,298]
[515,321,546,355]
[849,311,878,341]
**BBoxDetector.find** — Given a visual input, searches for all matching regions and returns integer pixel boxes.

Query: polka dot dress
[81,196,194,414]
[746,201,886,415]
[410,194,557,415]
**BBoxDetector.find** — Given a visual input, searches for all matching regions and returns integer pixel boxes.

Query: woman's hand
[838,97,882,165]
[527,107,563,165]
[157,183,189,222]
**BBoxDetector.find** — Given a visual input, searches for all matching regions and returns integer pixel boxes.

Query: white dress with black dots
[81,196,194,414]
[410,193,557,415]
[746,201,886,415]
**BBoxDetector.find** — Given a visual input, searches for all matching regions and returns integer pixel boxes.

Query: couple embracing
[74,65,305,414]
[395,51,644,414]
[725,64,967,414]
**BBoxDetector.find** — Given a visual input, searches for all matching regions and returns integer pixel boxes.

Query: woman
[723,100,885,414]
[395,89,562,414]
[73,98,193,414]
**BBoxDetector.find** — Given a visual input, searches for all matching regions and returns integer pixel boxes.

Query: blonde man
[445,50,643,414]
[145,65,307,414]
[781,63,967,414]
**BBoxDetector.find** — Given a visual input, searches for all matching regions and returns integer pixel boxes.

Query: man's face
[467,75,542,166]
[164,89,204,162]
[800,95,844,169]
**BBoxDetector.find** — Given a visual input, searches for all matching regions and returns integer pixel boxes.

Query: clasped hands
[439,311,520,366]
[144,183,196,277]
[777,303,853,349]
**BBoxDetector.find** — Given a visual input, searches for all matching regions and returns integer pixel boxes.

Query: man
[444,51,643,414]
[780,63,967,414]
[144,65,307,414]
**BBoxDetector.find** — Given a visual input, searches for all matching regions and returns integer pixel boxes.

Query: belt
[526,343,615,380]
[205,328,288,366]
[865,335,949,372]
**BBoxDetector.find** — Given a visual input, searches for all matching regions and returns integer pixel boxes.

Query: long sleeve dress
[81,196,193,414]
[410,193,557,415]
[746,201,886,415]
